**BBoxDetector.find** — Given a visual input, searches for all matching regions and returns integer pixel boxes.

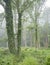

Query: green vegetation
[0,48,50,65]
[0,0,50,65]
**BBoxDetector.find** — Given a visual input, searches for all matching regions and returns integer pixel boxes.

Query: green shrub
[0,54,18,65]
[19,56,39,65]
[46,55,50,65]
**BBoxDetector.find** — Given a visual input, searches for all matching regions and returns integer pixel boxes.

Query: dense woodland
[0,0,50,65]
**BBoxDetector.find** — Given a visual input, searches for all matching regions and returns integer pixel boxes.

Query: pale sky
[45,0,50,7]
[0,5,4,13]
[0,0,50,13]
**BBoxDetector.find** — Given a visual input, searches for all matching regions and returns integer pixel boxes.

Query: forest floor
[0,47,50,65]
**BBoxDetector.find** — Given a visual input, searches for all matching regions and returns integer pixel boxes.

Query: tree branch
[21,0,35,13]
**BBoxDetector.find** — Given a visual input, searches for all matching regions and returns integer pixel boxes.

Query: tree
[42,8,50,48]
[3,0,16,54]
[12,0,36,56]
[25,0,46,48]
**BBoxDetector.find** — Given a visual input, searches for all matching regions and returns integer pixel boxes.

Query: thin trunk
[35,23,38,48]
[34,5,39,48]
[45,37,48,48]
[45,21,48,48]
[4,0,16,54]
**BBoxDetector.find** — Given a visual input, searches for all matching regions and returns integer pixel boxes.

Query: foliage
[45,55,50,65]
[0,48,50,65]
[19,56,39,65]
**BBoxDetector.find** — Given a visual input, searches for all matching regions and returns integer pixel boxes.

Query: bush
[19,56,39,65]
[46,55,50,65]
[0,54,14,65]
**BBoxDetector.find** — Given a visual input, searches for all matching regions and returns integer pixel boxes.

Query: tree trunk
[17,12,22,56]
[35,23,38,48]
[34,5,39,48]
[4,0,16,54]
